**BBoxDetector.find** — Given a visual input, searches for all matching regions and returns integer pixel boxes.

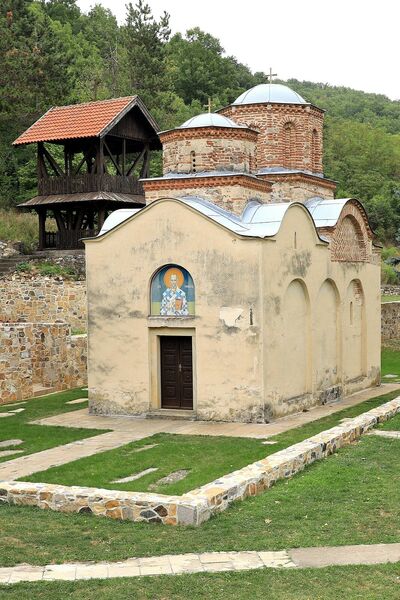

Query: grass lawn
[380,412,400,431]
[1,564,400,600]
[1,407,400,566]
[22,389,400,495]
[382,294,400,302]
[0,389,102,463]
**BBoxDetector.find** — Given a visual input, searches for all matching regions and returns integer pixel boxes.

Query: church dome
[179,113,244,129]
[233,84,306,105]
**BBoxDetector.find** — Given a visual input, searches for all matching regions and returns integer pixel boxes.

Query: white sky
[77,0,400,100]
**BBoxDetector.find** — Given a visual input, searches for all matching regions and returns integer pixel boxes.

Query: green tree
[121,0,171,104]
[167,28,257,106]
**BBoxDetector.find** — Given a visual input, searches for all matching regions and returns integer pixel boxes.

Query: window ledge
[147,316,196,328]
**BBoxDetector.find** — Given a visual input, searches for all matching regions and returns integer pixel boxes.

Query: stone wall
[1,397,398,525]
[0,278,86,330]
[0,323,87,404]
[381,284,400,296]
[381,302,400,340]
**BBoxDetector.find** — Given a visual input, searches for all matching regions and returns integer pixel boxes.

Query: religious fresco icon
[151,265,195,316]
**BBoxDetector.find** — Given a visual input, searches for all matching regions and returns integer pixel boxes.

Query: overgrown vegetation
[0,1,399,245]
[0,209,39,253]
[14,259,78,279]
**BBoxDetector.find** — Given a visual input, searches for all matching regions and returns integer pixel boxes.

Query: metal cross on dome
[266,68,277,84]
[203,97,212,113]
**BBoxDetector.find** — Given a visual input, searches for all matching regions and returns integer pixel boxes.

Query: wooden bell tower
[14,96,161,250]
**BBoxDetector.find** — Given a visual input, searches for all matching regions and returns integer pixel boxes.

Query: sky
[77,0,400,100]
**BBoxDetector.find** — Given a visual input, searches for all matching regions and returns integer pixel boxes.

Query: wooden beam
[103,138,123,176]
[37,143,48,178]
[97,207,106,231]
[43,145,64,176]
[122,139,126,176]
[74,145,96,175]
[37,209,46,251]
[53,209,66,231]
[126,146,146,177]
[140,144,150,178]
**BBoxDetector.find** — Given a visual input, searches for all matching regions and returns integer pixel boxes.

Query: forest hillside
[0,0,399,243]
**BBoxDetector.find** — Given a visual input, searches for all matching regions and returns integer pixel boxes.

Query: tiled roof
[13,96,140,145]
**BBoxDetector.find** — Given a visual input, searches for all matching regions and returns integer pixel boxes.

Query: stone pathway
[0,431,149,480]
[1,543,399,584]
[31,383,400,437]
[0,383,398,482]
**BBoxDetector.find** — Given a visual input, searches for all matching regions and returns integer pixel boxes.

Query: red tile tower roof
[13,96,156,146]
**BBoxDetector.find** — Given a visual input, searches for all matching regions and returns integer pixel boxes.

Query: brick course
[220,103,325,175]
[144,175,272,214]
[161,128,257,175]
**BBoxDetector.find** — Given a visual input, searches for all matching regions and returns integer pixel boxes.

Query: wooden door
[160,336,193,409]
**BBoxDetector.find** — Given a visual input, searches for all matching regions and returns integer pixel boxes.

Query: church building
[84,83,381,422]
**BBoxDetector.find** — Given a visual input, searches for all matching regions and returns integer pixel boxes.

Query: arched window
[151,265,195,316]
[283,122,296,168]
[311,128,319,172]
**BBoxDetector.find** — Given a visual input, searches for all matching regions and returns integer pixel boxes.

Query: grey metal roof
[305,197,352,227]
[98,196,319,240]
[233,84,307,105]
[179,113,245,129]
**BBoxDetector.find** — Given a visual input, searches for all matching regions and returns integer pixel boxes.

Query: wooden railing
[38,174,144,196]
[45,229,98,250]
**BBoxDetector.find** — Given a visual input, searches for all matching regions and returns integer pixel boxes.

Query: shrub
[381,262,398,284]
[15,261,32,273]
[37,263,76,278]
[382,246,400,261]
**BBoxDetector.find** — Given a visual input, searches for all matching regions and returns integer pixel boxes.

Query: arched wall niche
[314,279,340,390]
[344,279,366,381]
[279,279,311,399]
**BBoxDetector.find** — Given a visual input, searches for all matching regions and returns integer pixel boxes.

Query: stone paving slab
[369,429,400,439]
[66,398,88,405]
[0,440,23,448]
[0,450,23,459]
[1,544,399,584]
[288,543,400,568]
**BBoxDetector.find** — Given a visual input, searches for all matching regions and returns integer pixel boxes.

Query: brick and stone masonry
[0,323,87,404]
[1,278,86,330]
[160,127,258,175]
[219,102,324,174]
[382,302,400,340]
